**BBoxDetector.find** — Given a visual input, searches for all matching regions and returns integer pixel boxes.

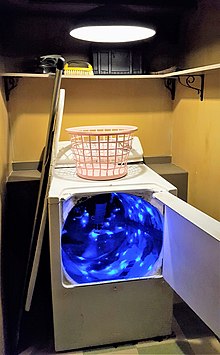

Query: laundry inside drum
[61,193,163,285]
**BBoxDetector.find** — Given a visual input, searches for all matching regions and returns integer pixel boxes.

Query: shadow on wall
[0,79,11,355]
[63,79,173,114]
[8,77,173,115]
[179,0,220,69]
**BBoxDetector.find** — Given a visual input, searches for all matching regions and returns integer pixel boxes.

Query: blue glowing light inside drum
[61,193,163,284]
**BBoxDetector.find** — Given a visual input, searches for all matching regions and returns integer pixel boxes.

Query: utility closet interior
[0,0,220,354]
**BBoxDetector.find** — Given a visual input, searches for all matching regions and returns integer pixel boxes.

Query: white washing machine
[48,138,220,352]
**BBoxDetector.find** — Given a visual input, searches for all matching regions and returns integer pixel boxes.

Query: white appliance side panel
[154,191,220,338]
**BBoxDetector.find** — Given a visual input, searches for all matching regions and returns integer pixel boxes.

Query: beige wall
[8,70,220,222]
[8,77,54,162]
[0,79,10,187]
[171,0,220,220]
[8,77,172,162]
[172,71,220,220]
[5,0,220,224]
[0,78,9,354]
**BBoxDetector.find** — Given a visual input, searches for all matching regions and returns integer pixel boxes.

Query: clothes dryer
[48,139,220,352]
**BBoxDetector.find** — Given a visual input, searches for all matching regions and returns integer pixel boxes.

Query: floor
[18,303,220,355]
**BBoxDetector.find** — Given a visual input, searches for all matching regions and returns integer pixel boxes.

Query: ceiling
[0,0,198,72]
[2,0,197,14]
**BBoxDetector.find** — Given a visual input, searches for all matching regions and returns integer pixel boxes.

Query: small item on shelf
[92,49,143,75]
[64,61,94,76]
[149,66,177,75]
[38,54,62,73]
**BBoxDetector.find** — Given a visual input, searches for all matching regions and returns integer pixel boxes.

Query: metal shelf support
[4,76,19,101]
[177,74,205,101]
[164,78,176,100]
[165,74,205,101]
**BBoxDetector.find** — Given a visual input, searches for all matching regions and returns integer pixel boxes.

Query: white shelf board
[0,72,52,78]
[163,63,220,77]
[0,72,164,79]
[57,64,220,78]
[1,63,220,79]
[63,74,165,79]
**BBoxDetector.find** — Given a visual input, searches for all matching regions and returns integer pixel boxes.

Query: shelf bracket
[177,74,205,101]
[164,78,176,100]
[4,76,19,101]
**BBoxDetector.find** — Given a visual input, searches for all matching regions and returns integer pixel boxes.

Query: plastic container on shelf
[92,49,143,75]
[66,125,138,180]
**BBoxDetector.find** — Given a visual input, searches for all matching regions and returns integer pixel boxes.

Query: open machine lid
[154,191,220,339]
[55,136,144,168]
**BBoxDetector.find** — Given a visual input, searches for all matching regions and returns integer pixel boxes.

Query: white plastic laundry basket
[66,125,138,180]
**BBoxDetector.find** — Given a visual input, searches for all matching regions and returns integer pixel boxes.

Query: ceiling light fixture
[70,25,156,43]
[69,5,156,43]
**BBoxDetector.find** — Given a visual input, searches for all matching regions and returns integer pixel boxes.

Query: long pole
[15,57,65,351]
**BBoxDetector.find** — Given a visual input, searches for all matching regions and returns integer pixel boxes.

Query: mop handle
[24,57,65,311]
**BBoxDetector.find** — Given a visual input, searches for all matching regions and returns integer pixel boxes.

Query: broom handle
[24,57,65,310]
[33,58,65,235]
[25,88,65,311]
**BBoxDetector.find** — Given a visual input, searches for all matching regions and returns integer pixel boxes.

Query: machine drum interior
[61,193,163,284]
